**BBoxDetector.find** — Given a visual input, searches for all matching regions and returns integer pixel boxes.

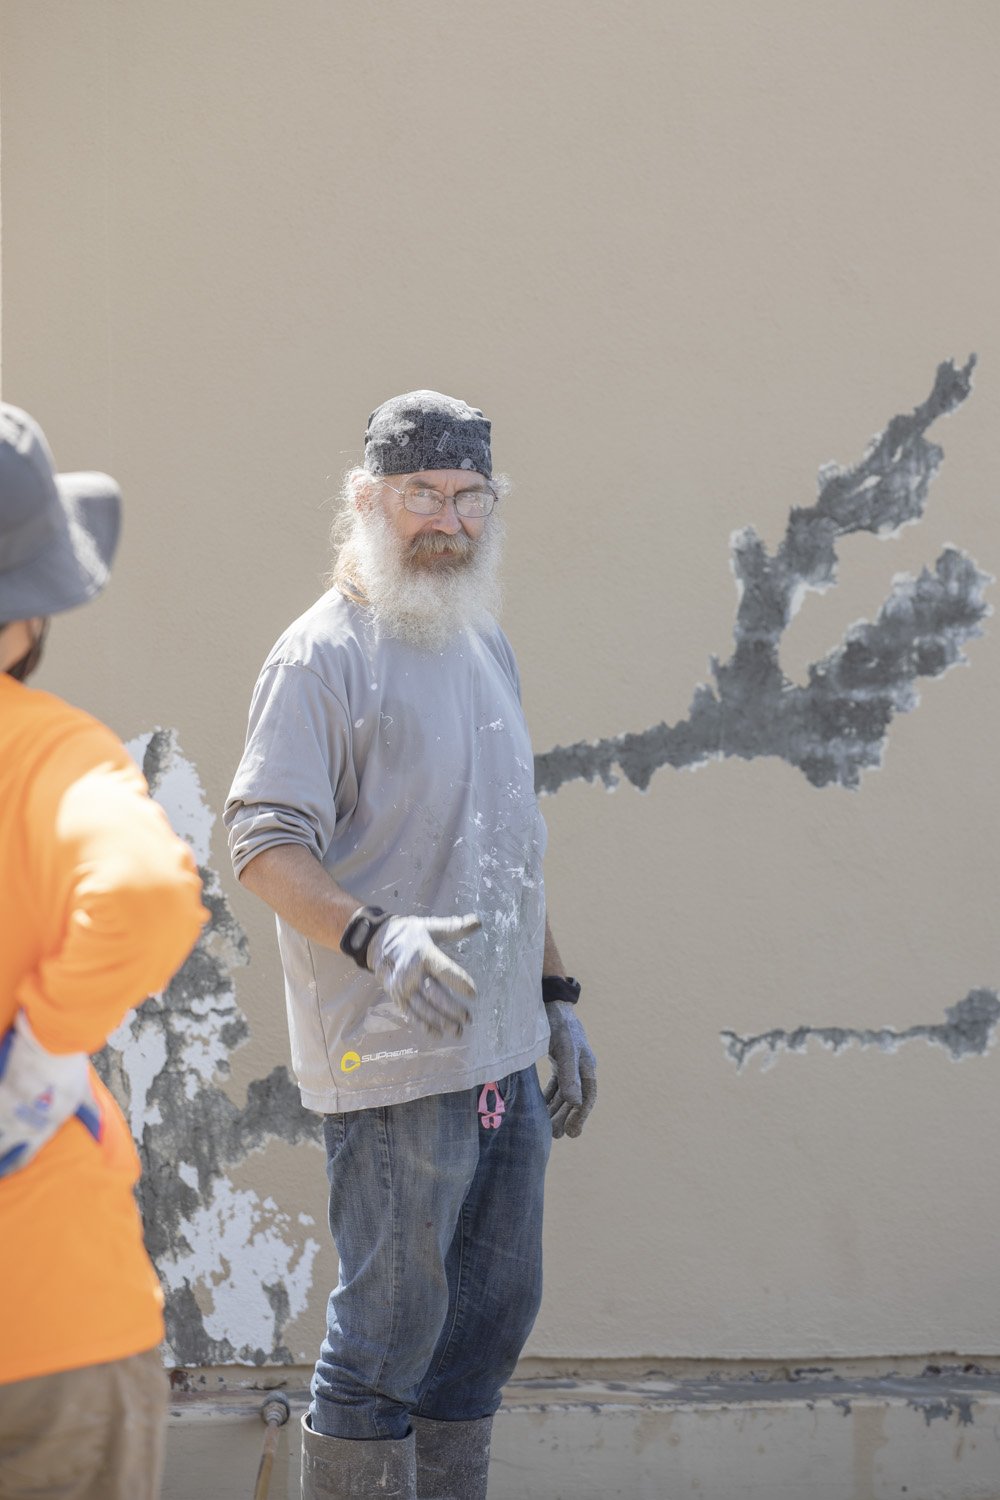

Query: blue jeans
[310,1066,551,1440]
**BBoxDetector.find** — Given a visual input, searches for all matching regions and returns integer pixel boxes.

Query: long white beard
[344,506,504,650]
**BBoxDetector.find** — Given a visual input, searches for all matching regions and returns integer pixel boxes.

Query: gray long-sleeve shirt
[225,589,549,1112]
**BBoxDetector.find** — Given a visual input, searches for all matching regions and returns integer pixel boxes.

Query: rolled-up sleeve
[225,662,351,877]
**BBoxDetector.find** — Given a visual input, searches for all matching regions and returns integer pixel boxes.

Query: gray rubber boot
[412,1414,493,1500]
[300,1414,417,1499]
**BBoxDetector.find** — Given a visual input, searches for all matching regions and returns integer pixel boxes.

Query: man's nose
[428,496,463,533]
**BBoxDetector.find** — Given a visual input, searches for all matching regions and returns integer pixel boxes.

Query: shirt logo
[340,1046,419,1074]
[14,1086,55,1129]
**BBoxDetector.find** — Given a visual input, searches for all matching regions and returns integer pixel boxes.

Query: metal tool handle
[252,1392,291,1500]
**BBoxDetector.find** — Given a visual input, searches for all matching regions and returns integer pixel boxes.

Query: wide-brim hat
[0,403,121,621]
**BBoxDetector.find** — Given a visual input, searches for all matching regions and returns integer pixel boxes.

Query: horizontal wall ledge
[165,1368,1000,1499]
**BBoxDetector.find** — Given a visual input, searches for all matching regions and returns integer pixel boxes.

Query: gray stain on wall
[96,728,323,1367]
[534,357,990,794]
[721,988,1000,1070]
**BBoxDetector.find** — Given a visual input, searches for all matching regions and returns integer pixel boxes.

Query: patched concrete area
[163,1369,1000,1499]
[534,357,991,797]
[722,987,1000,1069]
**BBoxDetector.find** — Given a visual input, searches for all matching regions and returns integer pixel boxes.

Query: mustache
[408,531,476,561]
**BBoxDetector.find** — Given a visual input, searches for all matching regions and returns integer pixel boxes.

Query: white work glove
[0,1011,102,1179]
[544,1001,597,1139]
[368,914,481,1038]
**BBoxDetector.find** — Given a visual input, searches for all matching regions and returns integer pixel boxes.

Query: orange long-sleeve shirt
[0,674,207,1384]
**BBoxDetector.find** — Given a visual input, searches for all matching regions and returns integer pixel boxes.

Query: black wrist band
[542,974,581,1005]
[340,905,391,970]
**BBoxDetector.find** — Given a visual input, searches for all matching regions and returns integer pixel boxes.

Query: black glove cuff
[340,906,391,971]
[542,974,581,1006]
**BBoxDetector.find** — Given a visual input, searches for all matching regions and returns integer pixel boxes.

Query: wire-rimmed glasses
[382,479,498,519]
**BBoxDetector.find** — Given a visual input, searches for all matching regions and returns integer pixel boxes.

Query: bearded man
[225,390,596,1500]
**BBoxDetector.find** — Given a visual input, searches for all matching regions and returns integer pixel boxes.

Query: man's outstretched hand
[544,1001,597,1139]
[369,914,481,1038]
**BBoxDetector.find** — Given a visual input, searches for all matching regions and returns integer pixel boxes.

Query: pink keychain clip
[477,1081,505,1130]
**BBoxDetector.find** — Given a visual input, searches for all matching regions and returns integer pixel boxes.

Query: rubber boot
[412,1414,493,1500]
[300,1414,417,1499]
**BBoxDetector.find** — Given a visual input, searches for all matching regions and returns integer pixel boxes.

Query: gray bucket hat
[364,390,492,479]
[0,403,121,620]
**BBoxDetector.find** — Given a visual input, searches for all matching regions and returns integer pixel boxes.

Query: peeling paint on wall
[721,988,1000,1071]
[535,358,991,795]
[95,729,323,1366]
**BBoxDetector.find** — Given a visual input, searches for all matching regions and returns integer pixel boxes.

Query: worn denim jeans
[310,1065,551,1440]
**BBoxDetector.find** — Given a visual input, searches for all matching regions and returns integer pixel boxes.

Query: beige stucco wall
[2,0,999,1370]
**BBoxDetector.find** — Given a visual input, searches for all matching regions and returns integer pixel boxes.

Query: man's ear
[353,472,377,513]
[0,619,29,669]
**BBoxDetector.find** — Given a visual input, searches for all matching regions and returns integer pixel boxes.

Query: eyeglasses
[382,480,497,519]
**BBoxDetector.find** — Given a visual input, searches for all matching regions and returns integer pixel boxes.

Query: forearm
[238,842,361,949]
[542,916,567,978]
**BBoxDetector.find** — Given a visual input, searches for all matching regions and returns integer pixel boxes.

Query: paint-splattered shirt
[225,590,550,1112]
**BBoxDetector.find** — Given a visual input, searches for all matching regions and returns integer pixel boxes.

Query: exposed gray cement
[501,1369,995,1422]
[535,357,991,795]
[96,729,323,1368]
[722,987,1000,1069]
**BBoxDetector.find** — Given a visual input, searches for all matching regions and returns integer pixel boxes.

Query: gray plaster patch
[95,729,323,1367]
[501,1370,999,1424]
[721,988,1000,1070]
[534,357,990,794]
[911,1397,975,1427]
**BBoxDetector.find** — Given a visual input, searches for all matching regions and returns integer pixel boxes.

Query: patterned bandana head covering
[363,390,492,479]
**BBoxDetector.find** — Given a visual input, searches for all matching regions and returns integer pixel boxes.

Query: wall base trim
[165,1367,1000,1499]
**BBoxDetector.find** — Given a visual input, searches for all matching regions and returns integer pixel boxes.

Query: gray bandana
[363,390,492,479]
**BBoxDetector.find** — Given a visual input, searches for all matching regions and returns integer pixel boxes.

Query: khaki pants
[0,1347,168,1500]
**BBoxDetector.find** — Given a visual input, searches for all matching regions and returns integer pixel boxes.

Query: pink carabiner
[477,1081,506,1130]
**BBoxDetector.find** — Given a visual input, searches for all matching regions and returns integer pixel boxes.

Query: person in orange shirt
[0,404,207,1500]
